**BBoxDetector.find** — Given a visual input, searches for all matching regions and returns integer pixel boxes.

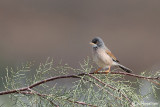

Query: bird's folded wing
[106,50,119,62]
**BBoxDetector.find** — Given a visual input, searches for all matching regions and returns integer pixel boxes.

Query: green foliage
[1,57,160,107]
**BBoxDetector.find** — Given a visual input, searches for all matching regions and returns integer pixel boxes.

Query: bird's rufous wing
[106,50,119,62]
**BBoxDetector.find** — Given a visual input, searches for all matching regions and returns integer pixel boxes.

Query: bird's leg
[105,66,110,74]
[94,67,102,73]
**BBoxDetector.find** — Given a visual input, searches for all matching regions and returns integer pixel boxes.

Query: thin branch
[32,90,97,107]
[29,88,59,107]
[90,79,123,106]
[91,71,160,81]
[19,89,96,107]
[66,99,97,107]
[147,79,160,85]
[87,74,133,107]
[0,71,160,95]
[0,75,80,95]
[17,90,59,107]
[1,71,159,106]
[78,76,123,106]
[0,71,159,96]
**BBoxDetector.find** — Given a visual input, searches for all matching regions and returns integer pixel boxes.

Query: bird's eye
[94,40,98,44]
[92,38,99,44]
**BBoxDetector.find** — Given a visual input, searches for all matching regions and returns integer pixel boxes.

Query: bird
[90,37,132,73]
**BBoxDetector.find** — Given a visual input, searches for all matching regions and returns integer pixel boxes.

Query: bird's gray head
[90,37,105,49]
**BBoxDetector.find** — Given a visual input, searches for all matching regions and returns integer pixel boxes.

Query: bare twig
[66,99,97,107]
[0,71,159,96]
[87,74,133,107]
[91,71,160,81]
[19,89,96,107]
[15,88,59,107]
[90,79,123,106]
[78,76,123,106]
[0,75,80,95]
[0,71,159,107]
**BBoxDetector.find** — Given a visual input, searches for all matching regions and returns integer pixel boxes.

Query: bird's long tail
[118,64,132,73]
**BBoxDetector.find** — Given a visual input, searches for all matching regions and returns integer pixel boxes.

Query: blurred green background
[0,0,160,106]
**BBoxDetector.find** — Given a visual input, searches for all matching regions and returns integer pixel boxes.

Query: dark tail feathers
[118,64,132,73]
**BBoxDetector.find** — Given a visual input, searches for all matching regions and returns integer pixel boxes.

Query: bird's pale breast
[93,48,113,68]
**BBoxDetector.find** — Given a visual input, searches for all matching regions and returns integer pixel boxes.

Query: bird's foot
[94,67,102,74]
[105,66,110,74]
[105,70,110,74]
